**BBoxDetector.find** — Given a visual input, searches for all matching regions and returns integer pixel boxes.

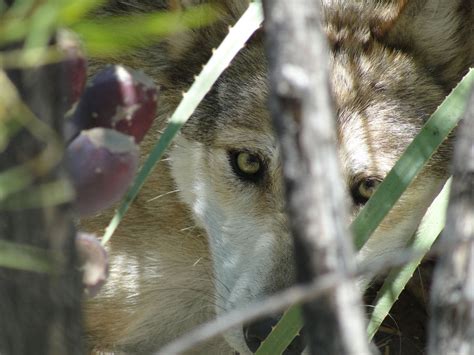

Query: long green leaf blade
[72,5,217,57]
[0,240,55,273]
[366,178,451,340]
[255,304,303,355]
[101,1,264,245]
[352,68,474,250]
[256,69,473,355]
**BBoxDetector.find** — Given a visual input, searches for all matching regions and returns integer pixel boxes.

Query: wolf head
[148,0,473,352]
[92,0,472,353]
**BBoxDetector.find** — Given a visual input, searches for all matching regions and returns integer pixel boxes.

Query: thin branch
[156,245,444,355]
[262,1,370,354]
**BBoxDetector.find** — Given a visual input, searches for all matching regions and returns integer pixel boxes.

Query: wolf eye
[229,151,264,182]
[352,177,381,205]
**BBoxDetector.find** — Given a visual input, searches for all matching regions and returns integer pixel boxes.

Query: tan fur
[83,0,474,353]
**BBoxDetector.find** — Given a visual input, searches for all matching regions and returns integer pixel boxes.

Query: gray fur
[83,1,474,353]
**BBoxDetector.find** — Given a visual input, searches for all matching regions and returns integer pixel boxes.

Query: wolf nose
[243,316,305,354]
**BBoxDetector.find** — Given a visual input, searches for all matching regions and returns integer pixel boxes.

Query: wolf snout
[243,316,306,354]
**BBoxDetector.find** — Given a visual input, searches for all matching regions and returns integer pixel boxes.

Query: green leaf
[0,163,34,201]
[366,178,451,340]
[255,66,474,355]
[23,2,59,50]
[0,240,55,273]
[255,304,303,355]
[352,68,474,250]
[57,0,108,25]
[101,0,264,245]
[0,1,60,51]
[72,5,218,57]
[0,179,75,210]
[0,72,64,201]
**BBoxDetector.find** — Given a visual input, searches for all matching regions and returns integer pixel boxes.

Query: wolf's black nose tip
[243,317,305,354]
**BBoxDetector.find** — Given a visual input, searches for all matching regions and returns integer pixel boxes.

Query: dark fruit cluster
[62,38,159,216]
[66,128,139,217]
[59,32,159,296]
[66,66,158,143]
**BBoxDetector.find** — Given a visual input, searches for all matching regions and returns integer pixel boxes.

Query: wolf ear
[155,0,251,91]
[370,0,473,88]
[368,0,409,39]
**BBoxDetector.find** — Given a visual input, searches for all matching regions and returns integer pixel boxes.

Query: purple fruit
[57,29,87,108]
[76,232,109,298]
[70,65,159,143]
[67,127,139,217]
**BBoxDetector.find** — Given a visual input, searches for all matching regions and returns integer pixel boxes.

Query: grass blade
[101,1,264,245]
[366,178,451,340]
[352,68,474,250]
[0,72,64,201]
[255,304,303,355]
[72,5,217,57]
[58,0,108,25]
[0,240,55,273]
[0,179,75,210]
[256,69,474,353]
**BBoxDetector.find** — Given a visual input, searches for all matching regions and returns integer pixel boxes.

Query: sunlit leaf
[57,0,108,25]
[366,179,451,340]
[255,304,303,355]
[352,69,474,250]
[0,240,55,273]
[72,5,217,57]
[256,56,474,355]
[101,1,263,245]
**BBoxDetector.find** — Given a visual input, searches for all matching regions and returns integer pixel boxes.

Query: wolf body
[84,0,474,353]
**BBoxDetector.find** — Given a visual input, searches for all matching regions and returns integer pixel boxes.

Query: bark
[262,1,371,354]
[0,45,84,354]
[428,84,474,354]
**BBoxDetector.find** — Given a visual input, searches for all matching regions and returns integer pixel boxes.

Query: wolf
[83,0,474,354]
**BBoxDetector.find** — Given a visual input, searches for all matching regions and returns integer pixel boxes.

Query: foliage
[101,1,264,244]
[260,68,474,354]
[1,0,473,353]
[0,0,216,67]
[0,0,216,269]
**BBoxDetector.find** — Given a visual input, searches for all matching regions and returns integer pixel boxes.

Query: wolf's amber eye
[353,178,381,204]
[229,151,264,182]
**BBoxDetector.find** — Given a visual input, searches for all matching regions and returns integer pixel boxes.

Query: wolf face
[85,0,473,353]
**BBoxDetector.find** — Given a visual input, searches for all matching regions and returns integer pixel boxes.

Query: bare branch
[156,244,434,355]
[262,1,370,354]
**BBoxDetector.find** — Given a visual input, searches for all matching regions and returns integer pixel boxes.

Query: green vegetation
[1,0,473,353]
